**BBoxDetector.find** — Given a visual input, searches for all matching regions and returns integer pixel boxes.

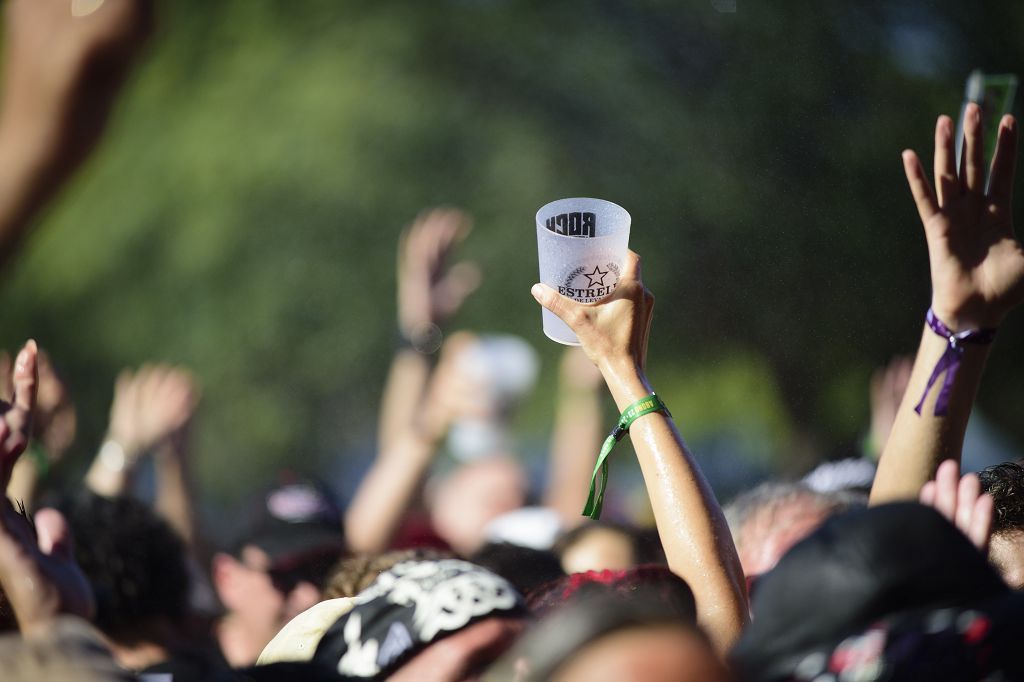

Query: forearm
[0,121,65,266]
[599,360,749,652]
[6,457,39,508]
[545,382,603,524]
[377,349,432,454]
[344,430,438,554]
[154,444,198,548]
[84,437,137,498]
[870,325,990,505]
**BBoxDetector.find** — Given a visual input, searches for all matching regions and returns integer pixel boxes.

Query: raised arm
[544,347,604,525]
[531,251,748,653]
[871,105,1024,504]
[345,209,479,554]
[378,209,479,449]
[84,365,200,516]
[0,341,94,638]
[0,0,152,267]
[5,348,76,509]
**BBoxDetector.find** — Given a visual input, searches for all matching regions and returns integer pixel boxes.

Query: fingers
[435,261,482,318]
[967,493,994,552]
[921,459,994,553]
[531,283,581,328]
[620,250,642,282]
[34,508,74,559]
[902,150,940,224]
[919,480,937,506]
[955,473,980,533]
[988,115,1018,206]
[963,103,986,194]
[12,340,39,410]
[931,458,960,521]
[933,115,959,206]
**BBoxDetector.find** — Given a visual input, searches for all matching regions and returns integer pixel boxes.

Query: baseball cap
[239,479,346,572]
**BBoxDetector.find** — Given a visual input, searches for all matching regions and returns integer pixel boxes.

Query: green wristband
[582,393,671,519]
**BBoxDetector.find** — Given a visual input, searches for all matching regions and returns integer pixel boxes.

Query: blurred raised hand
[106,364,200,458]
[0,0,154,265]
[1,0,154,163]
[0,343,93,635]
[920,459,994,553]
[0,348,76,461]
[397,208,481,347]
[902,104,1024,330]
[86,365,200,500]
[0,341,38,488]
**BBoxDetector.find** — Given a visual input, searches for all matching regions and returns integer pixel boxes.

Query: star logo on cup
[583,265,609,288]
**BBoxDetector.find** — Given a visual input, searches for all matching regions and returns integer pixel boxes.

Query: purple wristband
[913,308,996,417]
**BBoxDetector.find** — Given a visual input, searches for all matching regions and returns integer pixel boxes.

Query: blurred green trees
[1,0,1021,503]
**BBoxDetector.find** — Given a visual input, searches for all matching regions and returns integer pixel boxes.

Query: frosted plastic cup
[535,198,631,345]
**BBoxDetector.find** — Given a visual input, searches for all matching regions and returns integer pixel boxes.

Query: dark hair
[470,542,565,597]
[527,565,696,621]
[553,521,666,567]
[979,462,1024,535]
[63,493,190,642]
[491,576,705,682]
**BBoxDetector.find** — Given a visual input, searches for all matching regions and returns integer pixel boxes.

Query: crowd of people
[1,1,1024,681]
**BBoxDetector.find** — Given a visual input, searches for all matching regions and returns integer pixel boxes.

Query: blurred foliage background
[1,0,1022,523]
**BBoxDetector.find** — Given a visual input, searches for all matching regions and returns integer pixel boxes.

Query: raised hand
[0,341,38,489]
[106,365,200,460]
[902,104,1024,330]
[531,250,653,373]
[0,505,94,637]
[1,0,154,162]
[397,208,481,348]
[920,459,994,553]
[0,348,76,462]
[0,0,154,266]
[531,252,749,652]
[417,332,495,441]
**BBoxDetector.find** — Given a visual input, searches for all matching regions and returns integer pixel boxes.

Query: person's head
[554,521,664,574]
[63,492,189,645]
[725,481,865,578]
[490,572,726,682]
[979,461,1024,588]
[430,456,527,556]
[731,503,1010,681]
[470,542,565,597]
[213,480,346,630]
[527,565,694,620]
[322,548,452,600]
[313,559,527,680]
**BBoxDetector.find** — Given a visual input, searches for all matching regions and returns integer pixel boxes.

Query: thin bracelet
[914,308,996,417]
[583,393,671,519]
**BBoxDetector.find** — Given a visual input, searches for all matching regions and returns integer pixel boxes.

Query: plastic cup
[535,198,631,345]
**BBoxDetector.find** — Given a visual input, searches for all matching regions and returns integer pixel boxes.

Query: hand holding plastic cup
[535,198,631,345]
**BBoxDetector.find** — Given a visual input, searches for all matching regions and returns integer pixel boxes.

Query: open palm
[903,104,1024,330]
